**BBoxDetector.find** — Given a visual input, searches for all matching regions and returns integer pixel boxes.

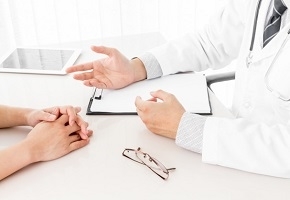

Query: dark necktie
[263,0,287,47]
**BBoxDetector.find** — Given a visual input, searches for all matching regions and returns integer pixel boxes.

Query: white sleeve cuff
[138,52,163,79]
[175,112,207,154]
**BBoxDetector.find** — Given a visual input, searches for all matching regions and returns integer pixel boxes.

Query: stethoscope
[247,0,290,101]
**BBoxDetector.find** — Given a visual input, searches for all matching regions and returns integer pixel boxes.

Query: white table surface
[0,33,289,200]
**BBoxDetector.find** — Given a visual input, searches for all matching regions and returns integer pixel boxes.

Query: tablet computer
[0,47,81,75]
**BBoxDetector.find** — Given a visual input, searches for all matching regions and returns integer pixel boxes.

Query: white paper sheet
[88,73,211,115]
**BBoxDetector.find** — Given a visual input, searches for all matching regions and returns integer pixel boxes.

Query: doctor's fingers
[83,79,107,88]
[150,90,176,102]
[135,97,163,122]
[66,62,94,73]
[91,45,119,57]
[135,101,161,134]
[135,96,153,112]
[73,70,95,81]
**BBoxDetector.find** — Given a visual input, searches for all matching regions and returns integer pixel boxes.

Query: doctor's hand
[135,90,186,139]
[26,106,89,139]
[66,45,147,89]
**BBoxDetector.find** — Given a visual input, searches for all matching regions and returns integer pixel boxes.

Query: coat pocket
[265,47,290,101]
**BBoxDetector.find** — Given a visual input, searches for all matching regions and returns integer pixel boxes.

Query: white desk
[0,33,289,200]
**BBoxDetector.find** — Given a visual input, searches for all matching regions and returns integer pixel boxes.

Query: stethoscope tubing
[250,0,263,51]
[248,0,290,101]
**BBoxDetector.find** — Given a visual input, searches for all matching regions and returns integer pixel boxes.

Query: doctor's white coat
[147,0,290,178]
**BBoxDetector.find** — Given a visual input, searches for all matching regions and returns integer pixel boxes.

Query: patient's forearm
[0,141,33,180]
[0,105,32,128]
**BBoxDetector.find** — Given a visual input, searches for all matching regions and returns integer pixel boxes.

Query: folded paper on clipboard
[86,73,211,115]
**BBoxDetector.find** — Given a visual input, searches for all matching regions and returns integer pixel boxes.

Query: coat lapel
[252,23,290,62]
[252,0,290,63]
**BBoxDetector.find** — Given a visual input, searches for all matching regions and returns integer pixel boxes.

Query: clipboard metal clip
[92,88,103,100]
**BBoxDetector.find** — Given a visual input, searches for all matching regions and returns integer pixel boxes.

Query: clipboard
[86,73,211,115]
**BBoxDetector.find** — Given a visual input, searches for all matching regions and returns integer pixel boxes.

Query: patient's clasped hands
[25,106,92,161]
[0,105,93,180]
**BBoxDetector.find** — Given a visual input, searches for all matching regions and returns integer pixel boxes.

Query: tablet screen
[0,47,81,75]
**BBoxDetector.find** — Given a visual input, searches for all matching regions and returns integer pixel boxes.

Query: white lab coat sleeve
[202,117,290,178]
[147,0,248,76]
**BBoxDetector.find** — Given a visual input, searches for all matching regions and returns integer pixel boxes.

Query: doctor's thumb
[150,90,172,101]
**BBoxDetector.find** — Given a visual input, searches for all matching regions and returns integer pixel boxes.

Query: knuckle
[110,47,118,54]
[167,92,175,98]
[167,93,176,101]
[156,89,163,94]
[67,105,74,110]
[83,122,89,127]
[142,117,149,124]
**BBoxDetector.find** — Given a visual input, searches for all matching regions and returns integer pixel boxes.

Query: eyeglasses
[122,147,176,180]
